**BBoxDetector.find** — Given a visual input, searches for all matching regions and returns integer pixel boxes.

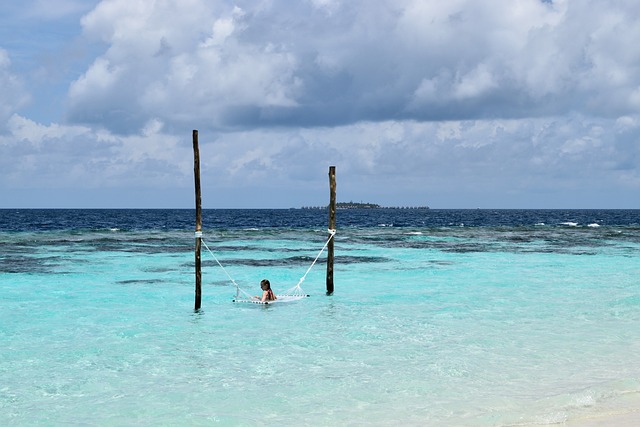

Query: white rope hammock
[200,229,336,304]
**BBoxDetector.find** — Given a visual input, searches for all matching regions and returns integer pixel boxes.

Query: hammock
[200,229,335,304]
[232,293,309,305]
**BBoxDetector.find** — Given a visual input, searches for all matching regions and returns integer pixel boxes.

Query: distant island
[301,201,430,209]
[337,202,381,209]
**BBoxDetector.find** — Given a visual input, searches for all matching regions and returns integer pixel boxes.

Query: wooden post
[326,166,336,295]
[193,130,202,311]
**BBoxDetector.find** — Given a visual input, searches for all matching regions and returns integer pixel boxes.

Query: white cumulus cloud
[61,0,640,133]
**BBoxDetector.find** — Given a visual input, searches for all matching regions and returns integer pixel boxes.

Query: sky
[0,0,639,209]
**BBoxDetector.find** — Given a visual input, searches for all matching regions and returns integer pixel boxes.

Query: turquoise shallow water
[1,210,640,426]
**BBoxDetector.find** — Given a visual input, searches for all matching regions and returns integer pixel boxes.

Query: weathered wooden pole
[326,166,336,295]
[193,130,202,311]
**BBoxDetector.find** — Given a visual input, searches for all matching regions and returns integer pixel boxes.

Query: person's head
[260,279,271,290]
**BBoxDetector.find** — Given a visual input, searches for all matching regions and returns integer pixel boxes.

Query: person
[255,279,277,302]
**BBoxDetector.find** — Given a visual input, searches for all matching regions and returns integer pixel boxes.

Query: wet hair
[260,279,271,290]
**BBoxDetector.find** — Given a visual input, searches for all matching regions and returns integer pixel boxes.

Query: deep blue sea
[1,209,639,426]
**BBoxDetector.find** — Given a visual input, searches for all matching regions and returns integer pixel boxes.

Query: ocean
[1,209,639,426]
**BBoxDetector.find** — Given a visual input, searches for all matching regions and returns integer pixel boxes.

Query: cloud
[2,108,639,207]
[0,114,190,191]
[64,0,640,134]
[67,0,302,133]
[0,49,29,130]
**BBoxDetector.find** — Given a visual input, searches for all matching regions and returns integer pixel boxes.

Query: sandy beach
[567,410,640,426]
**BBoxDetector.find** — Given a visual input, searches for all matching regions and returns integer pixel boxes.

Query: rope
[199,229,336,298]
[200,238,252,300]
[286,229,336,294]
[200,239,237,286]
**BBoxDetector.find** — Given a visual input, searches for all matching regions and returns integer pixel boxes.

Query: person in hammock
[255,279,277,302]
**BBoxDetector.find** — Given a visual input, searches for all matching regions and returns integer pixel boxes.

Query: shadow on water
[191,308,206,320]
[117,279,166,285]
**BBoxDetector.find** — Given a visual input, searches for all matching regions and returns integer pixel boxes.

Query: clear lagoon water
[1,209,639,426]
